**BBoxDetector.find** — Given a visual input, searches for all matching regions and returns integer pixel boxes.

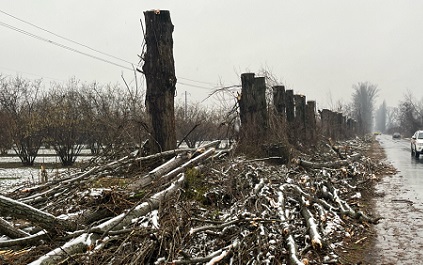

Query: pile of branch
[0,138,389,264]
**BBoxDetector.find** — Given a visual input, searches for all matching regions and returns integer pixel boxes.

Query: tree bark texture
[143,10,177,153]
[294,94,306,126]
[0,195,76,233]
[305,100,317,142]
[294,94,306,141]
[319,109,333,139]
[272,85,286,116]
[336,112,345,139]
[0,217,30,239]
[320,109,350,140]
[238,73,268,144]
[285,90,295,123]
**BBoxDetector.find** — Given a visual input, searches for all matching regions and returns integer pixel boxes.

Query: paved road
[370,134,423,264]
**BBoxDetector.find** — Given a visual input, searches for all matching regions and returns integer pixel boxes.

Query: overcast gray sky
[1,1,423,110]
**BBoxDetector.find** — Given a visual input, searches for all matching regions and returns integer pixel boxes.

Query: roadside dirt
[337,138,398,264]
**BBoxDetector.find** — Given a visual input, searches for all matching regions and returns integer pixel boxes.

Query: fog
[1,1,423,109]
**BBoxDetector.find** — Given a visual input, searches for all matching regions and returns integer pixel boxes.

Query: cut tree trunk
[292,153,362,169]
[272,85,286,116]
[238,73,268,152]
[0,195,76,233]
[285,90,295,123]
[143,10,177,154]
[305,100,316,142]
[0,217,30,239]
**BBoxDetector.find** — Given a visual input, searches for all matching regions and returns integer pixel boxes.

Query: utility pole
[184,91,189,120]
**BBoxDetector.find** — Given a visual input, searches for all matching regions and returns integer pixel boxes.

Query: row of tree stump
[237,72,358,154]
[141,10,357,158]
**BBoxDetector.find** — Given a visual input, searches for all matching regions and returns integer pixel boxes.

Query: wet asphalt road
[369,134,423,264]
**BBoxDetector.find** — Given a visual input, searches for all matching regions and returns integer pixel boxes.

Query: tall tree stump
[273,85,286,117]
[305,100,317,142]
[142,10,177,153]
[335,113,344,139]
[319,109,332,139]
[238,73,268,154]
[294,94,306,141]
[285,90,295,123]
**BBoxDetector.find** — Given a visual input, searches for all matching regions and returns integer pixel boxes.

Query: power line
[0,20,134,71]
[178,76,216,86]
[0,10,221,88]
[0,65,65,82]
[177,81,215,90]
[0,8,134,66]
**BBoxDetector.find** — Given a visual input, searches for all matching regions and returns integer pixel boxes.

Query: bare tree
[397,92,423,136]
[45,79,91,166]
[0,107,12,154]
[385,106,400,133]
[175,103,226,148]
[351,82,378,135]
[0,76,43,166]
[87,83,147,157]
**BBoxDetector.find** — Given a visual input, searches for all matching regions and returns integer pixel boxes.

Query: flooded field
[0,148,92,193]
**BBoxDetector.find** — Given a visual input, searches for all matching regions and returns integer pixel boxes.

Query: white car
[411,130,423,158]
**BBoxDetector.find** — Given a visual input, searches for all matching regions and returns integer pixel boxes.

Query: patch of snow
[350,192,361,199]
[151,209,159,229]
[29,233,92,265]
[57,210,84,220]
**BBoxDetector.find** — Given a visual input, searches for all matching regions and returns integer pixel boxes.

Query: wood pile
[0,137,395,264]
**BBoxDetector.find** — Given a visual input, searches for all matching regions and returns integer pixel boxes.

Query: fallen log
[0,231,47,248]
[28,232,100,265]
[131,154,189,189]
[0,195,76,233]
[151,147,216,187]
[0,217,30,239]
[292,153,361,169]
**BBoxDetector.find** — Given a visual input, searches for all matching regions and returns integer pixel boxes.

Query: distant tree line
[337,81,423,138]
[368,88,423,137]
[0,75,227,166]
[376,92,423,137]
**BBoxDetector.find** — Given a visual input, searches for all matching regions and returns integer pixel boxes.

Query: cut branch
[0,195,76,233]
[300,198,323,249]
[0,217,30,239]
[292,153,361,169]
